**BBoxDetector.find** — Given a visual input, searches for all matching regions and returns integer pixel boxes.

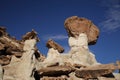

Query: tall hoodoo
[64,16,99,66]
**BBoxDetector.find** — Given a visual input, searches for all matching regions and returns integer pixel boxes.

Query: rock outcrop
[64,16,99,66]
[64,16,99,45]
[0,16,120,80]
[75,64,117,79]
[3,39,37,80]
[68,33,98,66]
[42,39,64,67]
[0,65,3,80]
[0,28,45,80]
[46,39,64,53]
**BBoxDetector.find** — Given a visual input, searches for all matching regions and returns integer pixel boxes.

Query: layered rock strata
[0,27,45,80]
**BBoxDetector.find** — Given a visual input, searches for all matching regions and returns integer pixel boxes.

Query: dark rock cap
[64,16,99,45]
[46,39,64,53]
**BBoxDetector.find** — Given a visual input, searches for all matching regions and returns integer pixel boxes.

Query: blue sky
[0,0,120,64]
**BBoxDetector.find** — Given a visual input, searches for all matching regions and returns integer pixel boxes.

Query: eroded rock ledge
[0,16,120,80]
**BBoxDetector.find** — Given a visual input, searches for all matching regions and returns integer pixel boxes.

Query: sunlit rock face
[43,48,61,67]
[42,39,64,67]
[3,39,37,80]
[68,33,98,66]
[68,33,88,50]
[0,65,3,80]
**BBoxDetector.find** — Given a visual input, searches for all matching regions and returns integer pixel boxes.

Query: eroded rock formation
[0,27,45,80]
[0,16,120,80]
[46,39,64,53]
[64,16,99,45]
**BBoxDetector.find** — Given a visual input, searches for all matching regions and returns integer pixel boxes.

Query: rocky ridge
[0,16,120,80]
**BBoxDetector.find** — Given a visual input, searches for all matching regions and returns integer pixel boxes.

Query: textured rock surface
[97,77,116,80]
[22,29,39,42]
[64,16,99,45]
[43,48,61,67]
[0,27,24,65]
[113,73,120,80]
[46,39,64,53]
[41,76,68,80]
[69,33,98,66]
[116,61,120,73]
[38,66,74,76]
[0,65,3,80]
[3,39,37,80]
[0,55,11,65]
[75,64,117,79]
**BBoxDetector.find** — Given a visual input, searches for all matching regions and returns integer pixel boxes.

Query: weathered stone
[68,33,98,66]
[0,27,24,57]
[34,49,46,62]
[75,64,118,79]
[113,73,120,80]
[116,61,120,73]
[0,43,4,50]
[43,40,65,67]
[64,16,99,45]
[22,29,39,42]
[46,39,64,53]
[3,39,37,80]
[0,27,7,36]
[43,48,61,67]
[37,66,74,76]
[73,64,86,68]
[0,65,3,80]
[69,72,84,80]
[0,55,11,65]
[98,77,116,80]
[41,76,68,80]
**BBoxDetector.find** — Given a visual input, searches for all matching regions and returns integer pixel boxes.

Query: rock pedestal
[68,33,98,66]
[64,16,99,45]
[65,16,99,66]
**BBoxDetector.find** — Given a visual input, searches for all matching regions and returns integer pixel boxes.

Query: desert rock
[64,16,99,45]
[75,64,117,79]
[68,33,98,66]
[46,39,64,53]
[3,39,37,80]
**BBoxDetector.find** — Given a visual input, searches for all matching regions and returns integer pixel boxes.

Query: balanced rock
[46,39,64,53]
[42,39,65,67]
[64,16,99,45]
[64,16,99,66]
